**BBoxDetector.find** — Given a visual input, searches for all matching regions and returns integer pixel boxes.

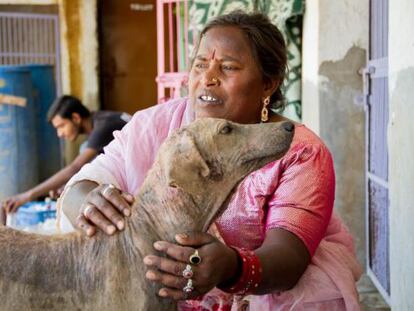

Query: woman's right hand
[76,184,135,237]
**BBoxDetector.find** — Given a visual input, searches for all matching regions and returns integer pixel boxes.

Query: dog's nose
[282,122,294,132]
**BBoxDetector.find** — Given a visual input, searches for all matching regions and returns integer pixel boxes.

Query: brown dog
[0,118,294,311]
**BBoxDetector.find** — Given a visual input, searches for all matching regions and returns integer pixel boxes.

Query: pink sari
[63,98,362,310]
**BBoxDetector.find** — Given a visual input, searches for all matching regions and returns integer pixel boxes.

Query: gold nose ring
[211,77,219,84]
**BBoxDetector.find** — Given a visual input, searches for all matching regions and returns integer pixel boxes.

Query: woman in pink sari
[61,11,362,310]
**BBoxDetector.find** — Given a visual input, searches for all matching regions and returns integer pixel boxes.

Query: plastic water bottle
[6,213,17,229]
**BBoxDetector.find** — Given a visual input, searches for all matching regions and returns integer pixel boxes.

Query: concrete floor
[358,275,391,310]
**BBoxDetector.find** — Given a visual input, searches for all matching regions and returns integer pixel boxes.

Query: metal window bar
[156,0,189,103]
[0,12,61,95]
[364,0,390,304]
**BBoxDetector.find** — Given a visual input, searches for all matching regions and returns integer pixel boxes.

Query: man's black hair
[47,95,91,122]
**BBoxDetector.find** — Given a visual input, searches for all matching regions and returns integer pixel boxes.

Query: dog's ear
[164,131,210,192]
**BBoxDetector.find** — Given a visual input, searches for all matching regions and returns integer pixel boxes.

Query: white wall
[302,0,369,267]
[301,0,319,133]
[388,0,414,309]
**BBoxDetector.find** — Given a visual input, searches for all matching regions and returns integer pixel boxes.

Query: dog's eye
[219,125,233,134]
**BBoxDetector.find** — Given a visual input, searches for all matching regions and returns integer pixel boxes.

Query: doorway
[98,0,158,114]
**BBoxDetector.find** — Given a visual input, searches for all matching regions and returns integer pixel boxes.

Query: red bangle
[219,247,262,295]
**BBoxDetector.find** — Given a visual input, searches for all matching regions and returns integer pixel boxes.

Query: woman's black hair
[198,10,287,110]
[47,95,91,122]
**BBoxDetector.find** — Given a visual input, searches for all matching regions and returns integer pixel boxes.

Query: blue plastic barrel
[0,66,39,201]
[18,64,61,181]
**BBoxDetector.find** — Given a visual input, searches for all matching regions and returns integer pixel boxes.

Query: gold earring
[261,96,270,123]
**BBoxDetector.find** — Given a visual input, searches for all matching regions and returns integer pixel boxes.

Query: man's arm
[2,148,98,213]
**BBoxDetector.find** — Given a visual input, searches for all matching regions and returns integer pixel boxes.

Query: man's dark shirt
[87,111,130,153]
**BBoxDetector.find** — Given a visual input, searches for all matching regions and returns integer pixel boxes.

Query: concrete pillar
[58,0,99,162]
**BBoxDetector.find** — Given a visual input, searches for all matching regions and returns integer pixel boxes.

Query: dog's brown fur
[0,118,294,311]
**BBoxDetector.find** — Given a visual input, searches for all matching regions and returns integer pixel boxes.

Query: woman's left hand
[143,232,238,300]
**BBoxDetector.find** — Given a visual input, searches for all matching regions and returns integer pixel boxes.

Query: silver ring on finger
[183,279,194,293]
[101,183,116,197]
[189,249,202,265]
[83,204,95,218]
[182,264,193,279]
